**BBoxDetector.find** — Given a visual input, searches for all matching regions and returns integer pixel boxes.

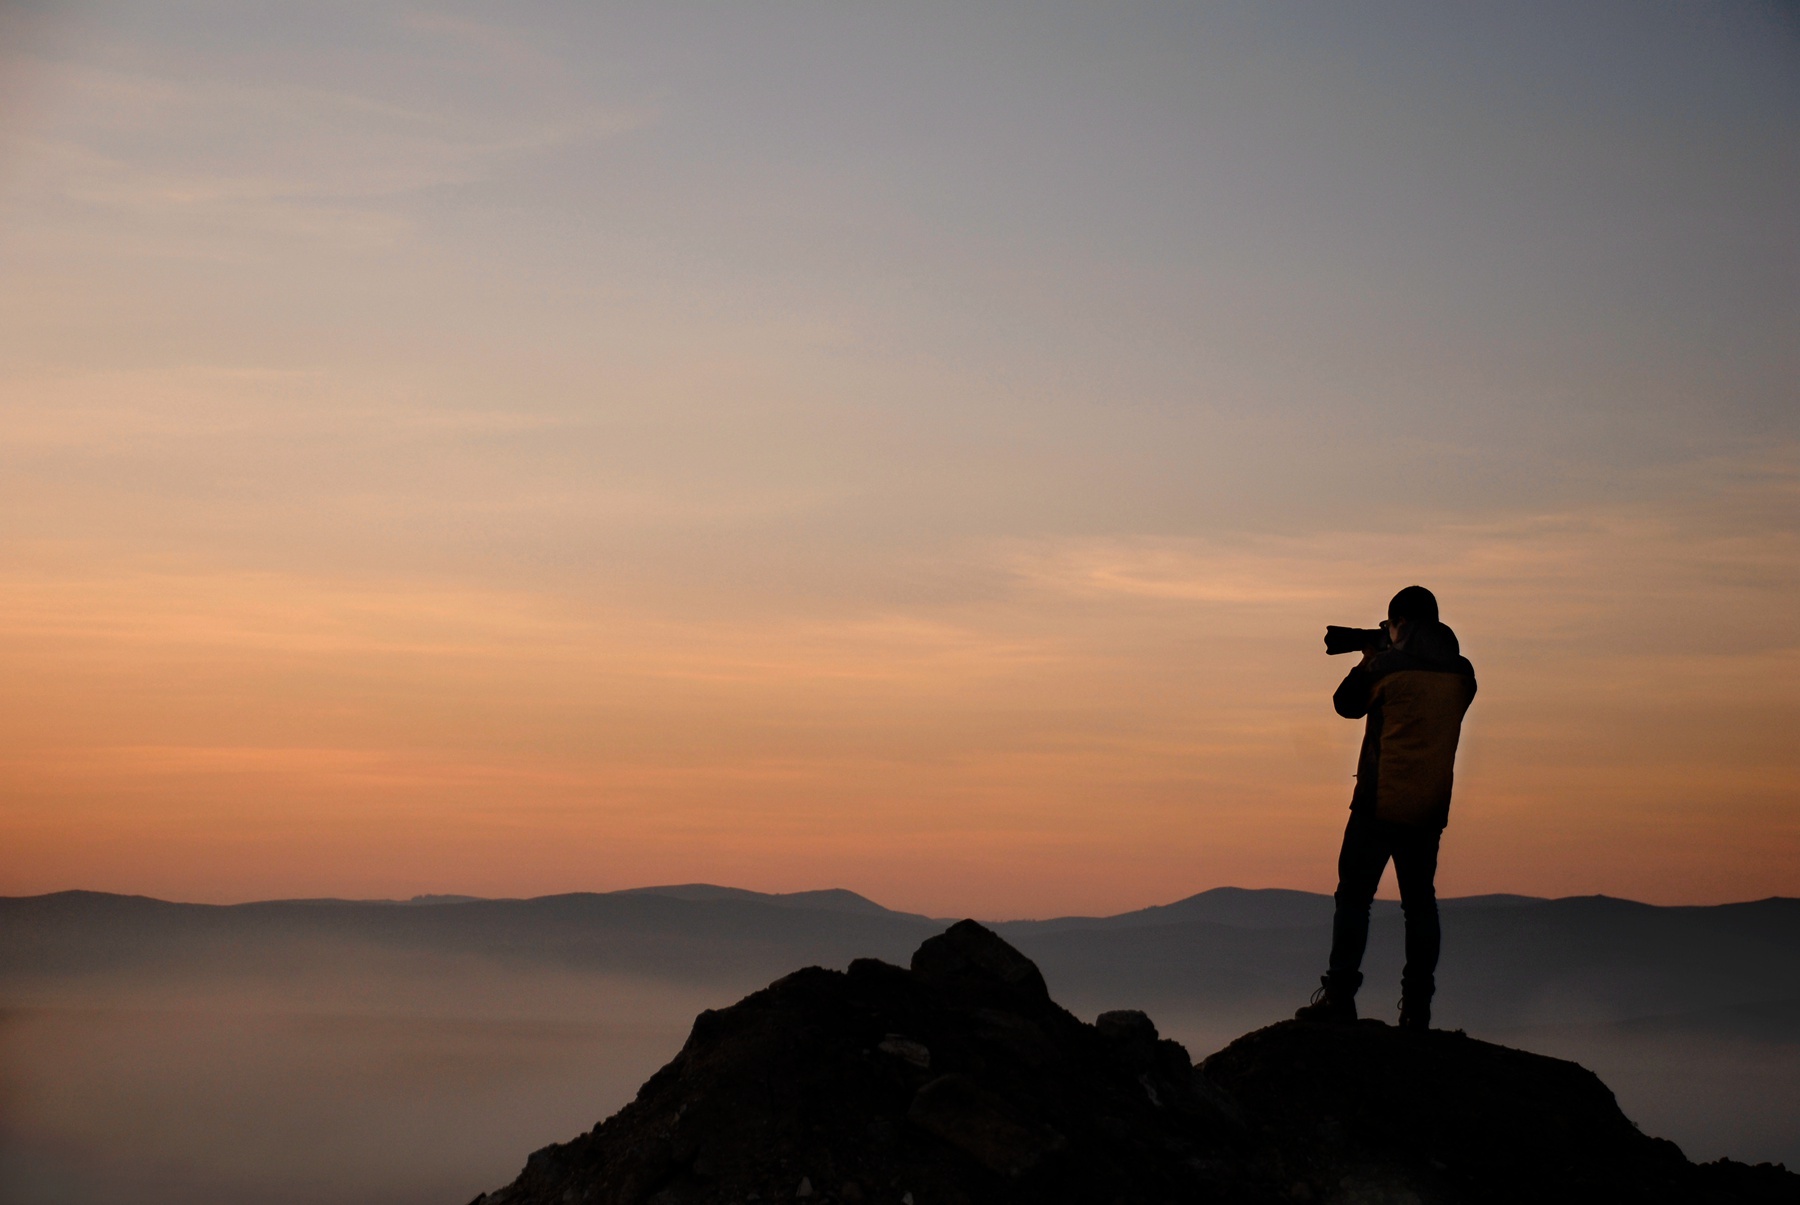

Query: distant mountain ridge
[3,885,1796,1038]
[617,884,917,918]
[224,883,1553,926]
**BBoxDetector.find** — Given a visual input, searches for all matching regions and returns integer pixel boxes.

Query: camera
[1324,624,1389,656]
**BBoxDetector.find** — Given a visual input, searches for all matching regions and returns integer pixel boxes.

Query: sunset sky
[1,0,1794,917]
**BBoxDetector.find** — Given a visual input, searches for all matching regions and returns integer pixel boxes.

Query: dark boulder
[1203,1019,1797,1204]
[908,918,1053,1014]
[469,923,1798,1205]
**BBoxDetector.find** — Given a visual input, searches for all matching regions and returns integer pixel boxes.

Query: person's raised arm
[1333,653,1377,718]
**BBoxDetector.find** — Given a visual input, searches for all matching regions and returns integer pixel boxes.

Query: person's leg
[1391,823,1443,1029]
[1328,811,1392,991]
[1297,812,1390,1020]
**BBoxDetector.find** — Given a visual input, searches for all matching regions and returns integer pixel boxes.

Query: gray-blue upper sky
[6,1,1794,550]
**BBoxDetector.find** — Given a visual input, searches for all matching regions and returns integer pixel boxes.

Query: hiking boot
[1293,976,1357,1024]
[1397,994,1431,1031]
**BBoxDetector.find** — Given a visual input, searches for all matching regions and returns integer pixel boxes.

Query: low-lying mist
[0,957,738,1205]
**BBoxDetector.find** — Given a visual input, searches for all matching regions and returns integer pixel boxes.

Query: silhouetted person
[1296,585,1476,1030]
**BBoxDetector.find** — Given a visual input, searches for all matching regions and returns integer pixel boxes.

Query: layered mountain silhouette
[467,921,1796,1205]
[5,885,1796,1040]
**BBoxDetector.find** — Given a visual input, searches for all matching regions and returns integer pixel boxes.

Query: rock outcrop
[470,920,1798,1205]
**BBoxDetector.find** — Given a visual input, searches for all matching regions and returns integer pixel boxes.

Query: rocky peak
[908,919,1052,1013]
[469,922,1797,1205]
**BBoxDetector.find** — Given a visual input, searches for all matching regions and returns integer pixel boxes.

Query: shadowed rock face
[1202,1022,1797,1204]
[470,921,1798,1205]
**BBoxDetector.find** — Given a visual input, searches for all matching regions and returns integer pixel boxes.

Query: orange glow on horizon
[4,470,1794,917]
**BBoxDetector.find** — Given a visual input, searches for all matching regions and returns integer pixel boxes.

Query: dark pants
[1326,811,1442,1003]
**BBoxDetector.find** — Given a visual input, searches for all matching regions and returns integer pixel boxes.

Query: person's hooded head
[1387,585,1439,626]
[1387,585,1459,658]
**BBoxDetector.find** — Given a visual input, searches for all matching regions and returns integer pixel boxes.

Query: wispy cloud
[4,55,643,253]
[1006,452,1800,656]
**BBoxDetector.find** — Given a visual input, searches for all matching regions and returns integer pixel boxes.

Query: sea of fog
[0,959,719,1205]
[2,952,1796,1204]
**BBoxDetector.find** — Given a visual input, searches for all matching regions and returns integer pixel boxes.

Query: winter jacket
[1333,621,1477,829]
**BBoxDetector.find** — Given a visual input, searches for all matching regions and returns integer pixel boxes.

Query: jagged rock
[908,919,1051,1012]
[469,922,1799,1205]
